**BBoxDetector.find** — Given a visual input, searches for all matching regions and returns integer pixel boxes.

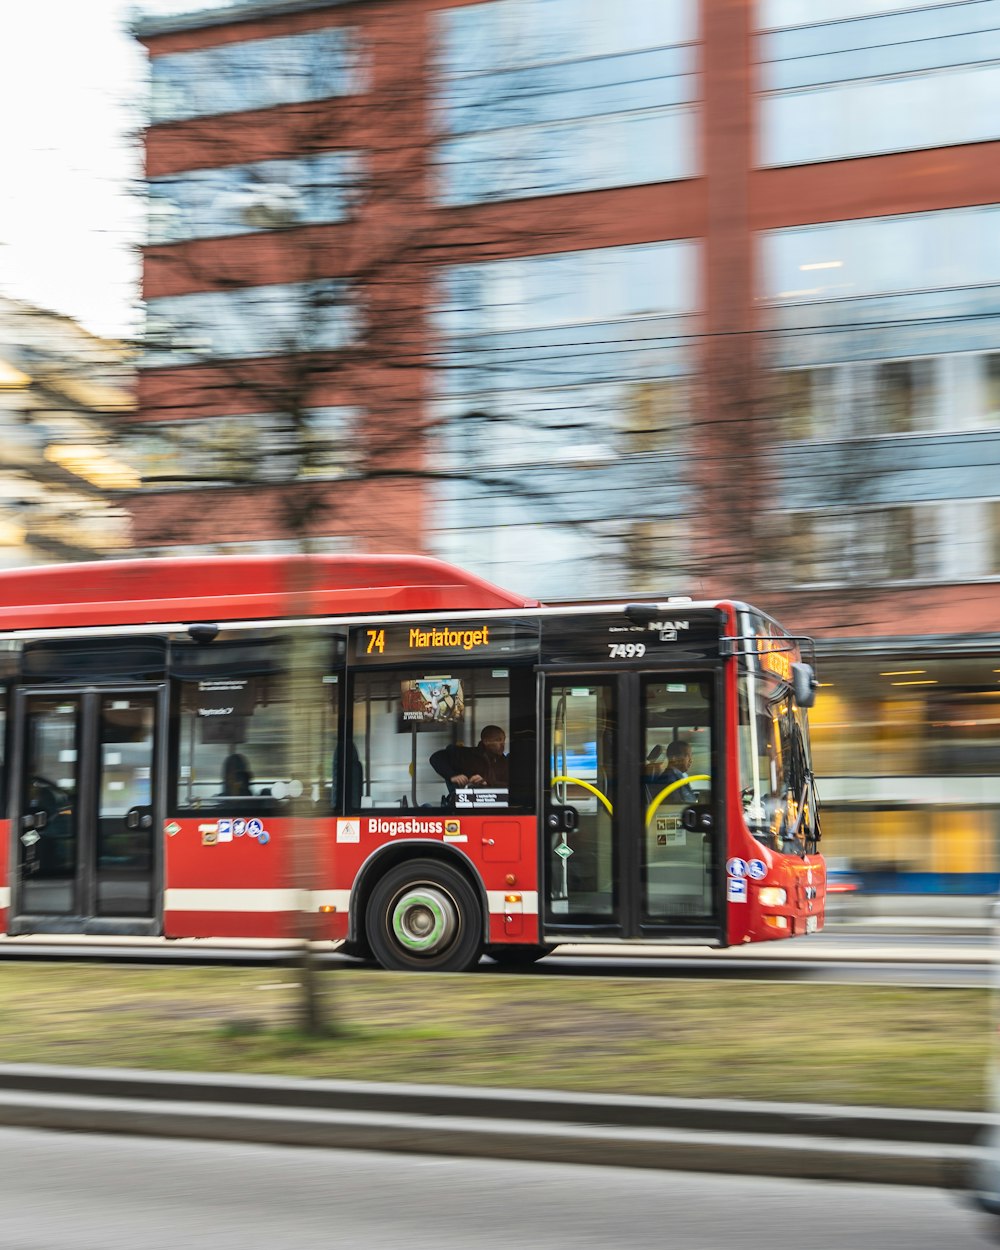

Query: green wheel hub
[390,886,458,954]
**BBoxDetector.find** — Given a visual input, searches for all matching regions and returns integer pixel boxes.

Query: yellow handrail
[549,774,710,826]
[645,775,710,828]
[550,775,614,816]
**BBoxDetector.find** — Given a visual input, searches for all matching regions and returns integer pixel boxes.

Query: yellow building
[0,297,138,565]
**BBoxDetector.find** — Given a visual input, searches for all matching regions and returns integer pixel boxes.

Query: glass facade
[149,26,360,123]
[435,0,699,203]
[431,240,698,597]
[148,153,358,244]
[758,1,1000,165]
[761,205,1000,590]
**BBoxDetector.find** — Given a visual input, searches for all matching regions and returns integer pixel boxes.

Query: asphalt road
[1,1128,993,1250]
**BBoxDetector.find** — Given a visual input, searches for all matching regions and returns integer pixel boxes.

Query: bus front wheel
[366,859,483,972]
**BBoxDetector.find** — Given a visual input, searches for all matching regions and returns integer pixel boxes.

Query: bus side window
[349,665,535,813]
[170,633,340,817]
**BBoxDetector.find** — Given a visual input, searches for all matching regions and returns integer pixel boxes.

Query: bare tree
[130,7,646,1031]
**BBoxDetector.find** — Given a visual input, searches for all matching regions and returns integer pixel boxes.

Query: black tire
[338,939,374,962]
[365,858,483,972]
[486,944,552,967]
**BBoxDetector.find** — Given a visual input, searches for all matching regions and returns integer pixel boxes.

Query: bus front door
[542,673,721,941]
[12,687,163,934]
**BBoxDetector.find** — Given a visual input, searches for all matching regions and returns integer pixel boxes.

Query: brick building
[132,0,1000,892]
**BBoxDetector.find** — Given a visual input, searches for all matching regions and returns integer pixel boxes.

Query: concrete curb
[0,1090,975,1188]
[0,1065,984,1188]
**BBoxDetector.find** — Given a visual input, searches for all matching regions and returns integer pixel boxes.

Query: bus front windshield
[738,672,818,856]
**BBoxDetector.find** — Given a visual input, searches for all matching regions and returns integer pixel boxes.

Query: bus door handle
[547,806,578,834]
[125,806,153,832]
[682,805,712,833]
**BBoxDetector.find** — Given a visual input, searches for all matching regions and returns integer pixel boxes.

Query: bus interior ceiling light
[187,622,219,645]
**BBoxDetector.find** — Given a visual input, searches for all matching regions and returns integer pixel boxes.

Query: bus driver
[430,726,508,792]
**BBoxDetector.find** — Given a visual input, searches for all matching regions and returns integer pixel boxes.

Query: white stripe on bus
[165,889,351,913]
[163,888,537,916]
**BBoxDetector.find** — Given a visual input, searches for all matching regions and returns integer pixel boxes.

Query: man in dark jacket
[430,725,508,791]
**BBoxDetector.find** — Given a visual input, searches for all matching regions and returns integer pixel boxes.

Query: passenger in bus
[506,724,535,808]
[335,740,364,808]
[430,726,508,793]
[645,739,697,804]
[221,752,253,797]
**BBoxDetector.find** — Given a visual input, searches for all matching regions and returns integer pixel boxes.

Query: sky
[0,1,215,342]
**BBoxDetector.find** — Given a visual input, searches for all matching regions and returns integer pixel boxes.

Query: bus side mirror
[791,662,817,708]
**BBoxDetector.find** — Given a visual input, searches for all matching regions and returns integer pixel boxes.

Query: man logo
[444,819,461,836]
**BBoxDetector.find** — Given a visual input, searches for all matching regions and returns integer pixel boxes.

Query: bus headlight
[757,887,787,907]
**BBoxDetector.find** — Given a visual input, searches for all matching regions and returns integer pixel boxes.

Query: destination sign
[351,620,538,665]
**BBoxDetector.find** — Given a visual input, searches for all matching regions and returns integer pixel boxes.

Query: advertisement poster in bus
[399,678,465,726]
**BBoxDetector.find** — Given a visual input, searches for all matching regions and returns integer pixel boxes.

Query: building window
[871,359,934,435]
[761,206,1000,306]
[988,501,1000,574]
[624,379,686,455]
[773,367,836,440]
[782,505,933,584]
[440,240,697,335]
[435,0,699,203]
[144,281,355,366]
[760,1,950,23]
[149,26,361,124]
[758,2,1000,165]
[148,152,359,245]
[131,408,359,488]
[760,206,1000,373]
[982,354,1000,424]
[773,359,938,440]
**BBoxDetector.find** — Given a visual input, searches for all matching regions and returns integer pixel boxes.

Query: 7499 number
[608,642,646,658]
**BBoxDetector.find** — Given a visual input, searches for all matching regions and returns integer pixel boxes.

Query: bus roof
[0,554,539,631]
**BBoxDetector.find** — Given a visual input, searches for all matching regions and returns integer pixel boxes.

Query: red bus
[0,553,824,969]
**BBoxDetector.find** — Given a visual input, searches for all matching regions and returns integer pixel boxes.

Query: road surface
[2,1128,994,1250]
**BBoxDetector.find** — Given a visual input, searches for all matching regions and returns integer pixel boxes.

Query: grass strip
[0,964,986,1111]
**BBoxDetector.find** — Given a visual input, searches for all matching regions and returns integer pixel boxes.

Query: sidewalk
[0,1064,983,1189]
[0,918,991,965]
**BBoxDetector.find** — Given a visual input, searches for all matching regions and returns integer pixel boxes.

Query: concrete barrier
[0,1065,985,1189]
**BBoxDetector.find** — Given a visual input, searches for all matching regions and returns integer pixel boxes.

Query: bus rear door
[11,686,164,934]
